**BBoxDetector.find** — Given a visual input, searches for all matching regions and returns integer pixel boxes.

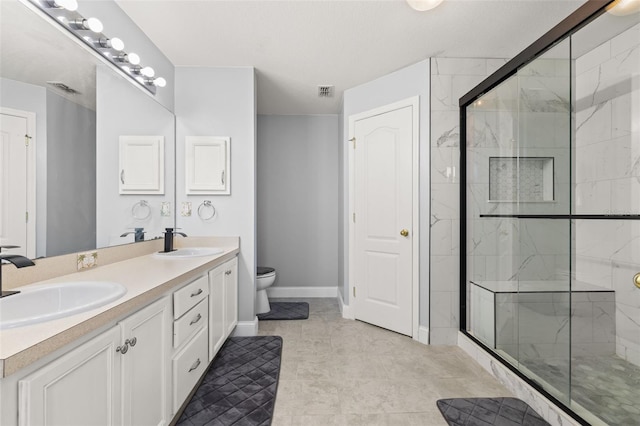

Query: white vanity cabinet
[171,275,209,415]
[120,296,172,426]
[209,257,238,362]
[18,296,171,426]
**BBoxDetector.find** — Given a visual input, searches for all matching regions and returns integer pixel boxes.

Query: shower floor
[520,354,640,425]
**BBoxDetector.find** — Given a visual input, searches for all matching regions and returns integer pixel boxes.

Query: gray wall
[257,115,338,289]
[341,59,431,326]
[46,91,96,256]
[175,67,256,324]
[1,78,48,258]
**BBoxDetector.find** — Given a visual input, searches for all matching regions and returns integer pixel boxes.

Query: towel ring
[198,200,216,220]
[132,200,152,221]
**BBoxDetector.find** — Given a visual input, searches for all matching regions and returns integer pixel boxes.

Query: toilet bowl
[256,267,276,314]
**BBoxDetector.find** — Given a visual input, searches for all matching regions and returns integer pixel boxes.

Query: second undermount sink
[0,281,127,330]
[154,247,224,258]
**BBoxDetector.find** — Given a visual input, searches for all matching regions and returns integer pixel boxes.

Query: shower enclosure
[461,1,639,424]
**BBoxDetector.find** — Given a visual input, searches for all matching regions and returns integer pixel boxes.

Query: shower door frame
[458,1,627,425]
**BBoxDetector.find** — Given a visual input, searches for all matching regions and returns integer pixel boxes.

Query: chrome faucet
[0,245,36,298]
[162,228,187,253]
[120,227,146,242]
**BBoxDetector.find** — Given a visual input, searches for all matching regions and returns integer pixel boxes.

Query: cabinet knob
[191,288,203,297]
[188,358,201,372]
[125,337,137,347]
[190,313,202,326]
[116,343,129,354]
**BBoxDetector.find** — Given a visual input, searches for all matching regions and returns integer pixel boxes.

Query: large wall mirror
[0,0,175,259]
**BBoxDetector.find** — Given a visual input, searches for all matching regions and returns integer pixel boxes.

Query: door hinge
[25,135,32,146]
[352,213,356,223]
[25,212,29,223]
[353,287,356,298]
[349,137,356,149]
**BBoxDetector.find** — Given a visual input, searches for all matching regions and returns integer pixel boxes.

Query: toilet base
[256,289,271,314]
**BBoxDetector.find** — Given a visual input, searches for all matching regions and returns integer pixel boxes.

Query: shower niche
[488,157,554,202]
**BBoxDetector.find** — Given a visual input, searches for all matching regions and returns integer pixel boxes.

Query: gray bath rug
[176,336,282,426]
[257,302,309,320]
[436,397,550,426]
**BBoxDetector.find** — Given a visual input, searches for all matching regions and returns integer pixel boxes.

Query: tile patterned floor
[258,298,513,426]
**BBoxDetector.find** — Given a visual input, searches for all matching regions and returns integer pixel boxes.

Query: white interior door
[352,103,414,336]
[0,112,29,257]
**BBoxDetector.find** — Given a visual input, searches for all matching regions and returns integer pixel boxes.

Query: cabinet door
[18,327,121,426]
[119,135,165,194]
[208,263,226,362]
[120,297,171,426]
[185,136,230,195]
[224,257,238,337]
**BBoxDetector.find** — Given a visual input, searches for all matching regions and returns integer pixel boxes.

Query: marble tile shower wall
[574,23,640,367]
[430,58,508,344]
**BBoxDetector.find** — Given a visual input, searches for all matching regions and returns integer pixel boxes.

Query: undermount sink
[0,281,127,330]
[154,247,224,258]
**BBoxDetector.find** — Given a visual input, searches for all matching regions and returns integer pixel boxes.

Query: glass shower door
[514,38,573,405]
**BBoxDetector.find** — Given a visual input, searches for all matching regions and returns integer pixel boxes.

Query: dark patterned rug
[436,398,550,426]
[257,302,309,320]
[176,336,283,426]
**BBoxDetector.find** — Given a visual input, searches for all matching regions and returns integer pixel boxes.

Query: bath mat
[176,336,282,426]
[436,397,550,426]
[257,302,309,320]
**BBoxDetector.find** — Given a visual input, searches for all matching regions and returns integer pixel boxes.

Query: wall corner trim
[232,317,259,337]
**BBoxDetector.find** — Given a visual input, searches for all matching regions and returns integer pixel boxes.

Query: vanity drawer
[174,275,209,319]
[174,298,208,348]
[172,327,208,413]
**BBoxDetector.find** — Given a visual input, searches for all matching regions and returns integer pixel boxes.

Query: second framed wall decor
[185,136,231,195]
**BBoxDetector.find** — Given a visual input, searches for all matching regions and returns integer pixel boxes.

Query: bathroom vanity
[0,238,239,426]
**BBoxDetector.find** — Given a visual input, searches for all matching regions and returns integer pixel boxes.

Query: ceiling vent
[318,85,334,98]
[46,81,80,95]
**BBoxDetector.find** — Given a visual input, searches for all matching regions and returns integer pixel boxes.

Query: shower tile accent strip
[176,336,282,426]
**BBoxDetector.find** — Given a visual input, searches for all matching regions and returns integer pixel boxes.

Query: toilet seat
[257,266,275,276]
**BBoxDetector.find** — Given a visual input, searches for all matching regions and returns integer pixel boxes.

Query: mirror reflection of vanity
[0,0,175,259]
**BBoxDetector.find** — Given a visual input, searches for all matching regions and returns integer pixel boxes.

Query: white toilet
[256,267,276,314]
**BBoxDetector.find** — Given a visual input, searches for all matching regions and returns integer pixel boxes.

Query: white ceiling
[116,0,587,115]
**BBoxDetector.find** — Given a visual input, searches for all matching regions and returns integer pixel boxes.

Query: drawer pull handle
[190,314,202,325]
[191,288,203,297]
[125,337,137,347]
[116,344,129,354]
[189,358,201,372]
[225,270,232,275]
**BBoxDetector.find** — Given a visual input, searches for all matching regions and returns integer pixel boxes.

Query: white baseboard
[417,326,429,344]
[338,290,355,319]
[231,316,259,337]
[267,286,337,298]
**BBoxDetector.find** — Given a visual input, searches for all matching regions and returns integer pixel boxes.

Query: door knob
[634,272,640,289]
[400,229,409,237]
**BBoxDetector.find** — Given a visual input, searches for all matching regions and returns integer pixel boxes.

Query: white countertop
[0,241,239,378]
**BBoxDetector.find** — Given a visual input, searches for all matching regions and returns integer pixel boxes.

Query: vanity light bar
[28,0,166,95]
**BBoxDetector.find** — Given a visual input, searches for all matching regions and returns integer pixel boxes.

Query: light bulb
[127,53,140,65]
[607,0,640,16]
[86,17,103,33]
[406,0,444,11]
[141,66,155,77]
[53,0,78,11]
[110,37,125,51]
[154,77,167,88]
